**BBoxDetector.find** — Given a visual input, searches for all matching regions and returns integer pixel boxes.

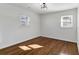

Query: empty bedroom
[0,3,79,55]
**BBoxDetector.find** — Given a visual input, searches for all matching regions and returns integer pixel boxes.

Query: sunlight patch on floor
[18,46,31,51]
[28,44,44,49]
[18,44,44,51]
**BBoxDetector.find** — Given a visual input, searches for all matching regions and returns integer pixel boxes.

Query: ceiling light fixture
[41,3,48,11]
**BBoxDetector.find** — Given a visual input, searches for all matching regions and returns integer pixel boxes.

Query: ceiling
[7,3,79,14]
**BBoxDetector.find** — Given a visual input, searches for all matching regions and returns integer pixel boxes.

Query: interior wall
[0,4,78,49]
[77,7,79,52]
[40,8,77,42]
[0,4,40,48]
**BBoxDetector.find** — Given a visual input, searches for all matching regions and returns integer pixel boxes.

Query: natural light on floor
[18,44,44,51]
[28,44,44,49]
[18,46,31,51]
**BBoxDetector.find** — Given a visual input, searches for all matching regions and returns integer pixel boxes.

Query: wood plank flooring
[0,36,78,55]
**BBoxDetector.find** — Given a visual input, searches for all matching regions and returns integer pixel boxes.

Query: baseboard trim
[0,36,40,49]
[40,36,77,44]
[0,36,77,50]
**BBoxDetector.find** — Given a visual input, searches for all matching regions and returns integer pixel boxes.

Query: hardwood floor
[0,36,78,55]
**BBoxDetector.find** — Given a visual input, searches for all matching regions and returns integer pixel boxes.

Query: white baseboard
[0,35,77,49]
[41,35,77,43]
[0,35,40,49]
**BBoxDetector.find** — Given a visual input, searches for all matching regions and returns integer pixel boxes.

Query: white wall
[77,7,79,52]
[0,4,78,49]
[0,4,40,48]
[40,8,77,42]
